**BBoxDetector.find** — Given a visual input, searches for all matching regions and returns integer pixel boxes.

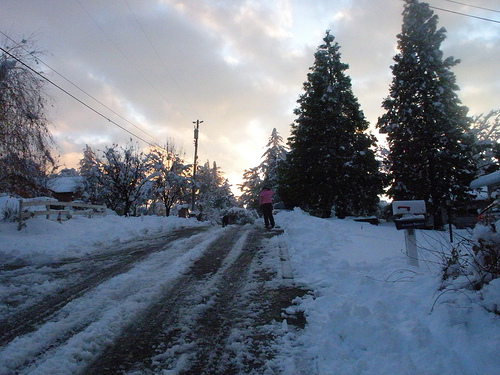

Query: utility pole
[191,119,203,212]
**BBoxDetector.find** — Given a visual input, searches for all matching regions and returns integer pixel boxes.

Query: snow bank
[0,213,206,264]
[274,208,500,375]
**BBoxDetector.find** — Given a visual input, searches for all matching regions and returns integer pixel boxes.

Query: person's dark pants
[261,203,275,228]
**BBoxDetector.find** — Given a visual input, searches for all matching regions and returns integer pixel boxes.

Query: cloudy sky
[2,0,500,194]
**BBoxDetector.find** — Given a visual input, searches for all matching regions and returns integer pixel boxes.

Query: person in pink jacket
[259,187,275,229]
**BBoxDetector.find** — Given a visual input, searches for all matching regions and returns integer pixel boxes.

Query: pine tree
[238,166,263,209]
[261,128,288,190]
[79,145,102,204]
[279,30,382,218]
[239,128,287,209]
[377,0,476,227]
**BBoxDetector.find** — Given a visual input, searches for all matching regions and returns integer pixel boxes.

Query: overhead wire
[0,45,158,148]
[430,5,500,23]
[74,0,182,122]
[123,0,201,119]
[444,0,500,14]
[0,30,164,146]
[429,1,500,23]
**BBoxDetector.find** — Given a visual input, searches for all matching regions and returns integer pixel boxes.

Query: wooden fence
[18,200,106,230]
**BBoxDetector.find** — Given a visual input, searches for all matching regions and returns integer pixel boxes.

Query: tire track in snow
[0,226,207,346]
[0,226,214,374]
[1,225,312,375]
[84,225,249,374]
[84,227,310,375]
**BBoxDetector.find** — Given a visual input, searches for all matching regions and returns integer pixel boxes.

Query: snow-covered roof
[47,176,84,193]
[470,170,500,189]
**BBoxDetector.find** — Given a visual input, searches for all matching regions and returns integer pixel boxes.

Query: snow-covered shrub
[440,238,471,282]
[221,207,258,225]
[2,206,17,222]
[0,195,19,222]
[438,221,500,290]
[470,222,500,286]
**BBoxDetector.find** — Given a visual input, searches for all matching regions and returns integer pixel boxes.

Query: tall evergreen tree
[279,30,382,218]
[261,128,288,190]
[377,0,476,227]
[79,145,102,204]
[238,166,263,209]
[238,128,287,209]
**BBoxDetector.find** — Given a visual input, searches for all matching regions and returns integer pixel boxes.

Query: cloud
[2,0,500,194]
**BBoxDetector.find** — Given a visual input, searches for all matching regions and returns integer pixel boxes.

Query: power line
[74,0,178,117]
[429,4,500,23]
[0,30,163,145]
[123,0,200,119]
[444,0,500,14]
[0,45,159,148]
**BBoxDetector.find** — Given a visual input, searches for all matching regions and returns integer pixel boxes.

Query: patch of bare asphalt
[0,226,208,347]
[84,226,310,375]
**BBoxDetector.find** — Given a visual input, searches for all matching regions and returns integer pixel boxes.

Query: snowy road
[0,224,310,374]
[3,211,500,374]
[0,226,207,346]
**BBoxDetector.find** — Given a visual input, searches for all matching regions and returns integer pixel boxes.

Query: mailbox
[392,200,427,268]
[392,200,427,230]
[392,200,426,215]
[394,214,427,230]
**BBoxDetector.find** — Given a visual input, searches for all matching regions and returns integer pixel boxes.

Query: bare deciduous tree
[0,36,55,195]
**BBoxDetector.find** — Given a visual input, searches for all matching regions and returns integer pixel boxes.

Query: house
[47,176,84,202]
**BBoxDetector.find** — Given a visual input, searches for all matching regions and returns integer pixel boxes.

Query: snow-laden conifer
[470,110,500,176]
[280,31,382,218]
[239,128,287,209]
[377,0,476,227]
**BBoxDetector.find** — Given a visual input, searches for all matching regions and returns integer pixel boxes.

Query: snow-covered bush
[220,207,258,225]
[470,223,500,286]
[439,221,500,290]
[0,195,19,222]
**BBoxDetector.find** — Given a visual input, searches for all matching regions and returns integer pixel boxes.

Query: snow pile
[276,208,500,375]
[0,211,206,264]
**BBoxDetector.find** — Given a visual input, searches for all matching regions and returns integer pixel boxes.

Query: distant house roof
[47,176,84,193]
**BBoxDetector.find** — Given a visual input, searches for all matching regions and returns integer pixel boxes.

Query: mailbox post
[392,200,427,268]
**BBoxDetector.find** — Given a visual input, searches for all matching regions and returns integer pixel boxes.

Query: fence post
[17,199,24,231]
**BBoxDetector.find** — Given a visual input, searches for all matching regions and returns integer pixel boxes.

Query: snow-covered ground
[277,209,500,374]
[1,205,499,374]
